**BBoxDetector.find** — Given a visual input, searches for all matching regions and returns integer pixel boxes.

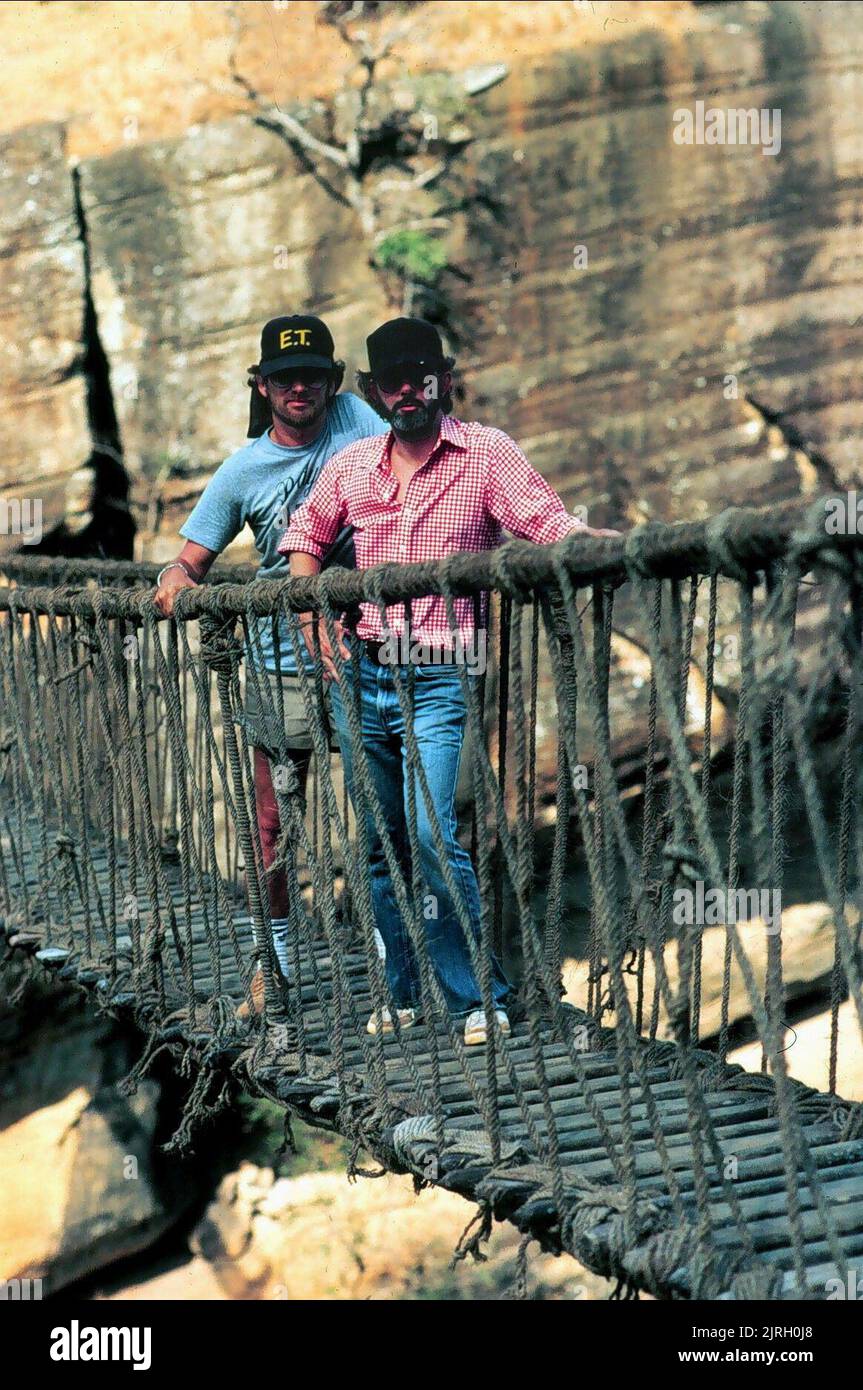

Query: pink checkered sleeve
[485,431,587,544]
[277,455,346,560]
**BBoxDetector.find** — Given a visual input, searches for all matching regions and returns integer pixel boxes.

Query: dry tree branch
[223,2,444,247]
[373,165,446,196]
[225,2,353,171]
[319,1,423,92]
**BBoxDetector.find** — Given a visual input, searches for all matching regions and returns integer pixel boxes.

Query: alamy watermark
[823,491,863,534]
[673,101,781,157]
[673,880,782,933]
[824,1269,863,1299]
[376,625,488,676]
[1,1277,43,1300]
[50,1321,151,1370]
[0,497,42,545]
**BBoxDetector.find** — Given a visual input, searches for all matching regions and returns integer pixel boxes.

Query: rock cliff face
[0,962,196,1293]
[1,3,861,562]
[0,123,91,545]
[76,117,388,553]
[459,3,863,525]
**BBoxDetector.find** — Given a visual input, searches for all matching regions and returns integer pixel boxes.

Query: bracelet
[157,560,198,587]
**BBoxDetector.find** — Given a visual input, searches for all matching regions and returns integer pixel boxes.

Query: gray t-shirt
[180,392,382,672]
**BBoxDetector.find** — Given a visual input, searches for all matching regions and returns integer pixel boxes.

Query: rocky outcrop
[730,998,863,1102]
[0,123,91,553]
[460,3,863,526]
[0,961,195,1294]
[188,1160,613,1300]
[563,899,860,1064]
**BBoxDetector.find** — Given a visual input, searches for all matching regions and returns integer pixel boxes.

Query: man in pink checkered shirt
[279,318,620,1046]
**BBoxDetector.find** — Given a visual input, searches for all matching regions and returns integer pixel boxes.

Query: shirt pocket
[350,506,397,534]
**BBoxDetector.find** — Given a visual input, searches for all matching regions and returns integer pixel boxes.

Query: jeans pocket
[412,662,462,680]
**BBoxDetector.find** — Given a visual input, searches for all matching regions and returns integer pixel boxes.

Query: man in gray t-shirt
[154,315,382,1015]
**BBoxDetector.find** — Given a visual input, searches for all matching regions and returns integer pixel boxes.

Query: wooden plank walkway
[2,807,862,1300]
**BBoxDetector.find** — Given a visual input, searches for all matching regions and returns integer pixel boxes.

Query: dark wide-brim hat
[259,314,335,376]
[366,317,446,376]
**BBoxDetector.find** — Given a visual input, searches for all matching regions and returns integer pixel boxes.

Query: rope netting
[1,496,863,1298]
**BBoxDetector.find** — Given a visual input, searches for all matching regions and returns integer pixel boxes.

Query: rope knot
[704,509,753,583]
[271,757,304,802]
[787,496,850,575]
[198,614,243,675]
[364,563,405,638]
[623,522,664,580]
[489,543,534,601]
[837,1100,863,1141]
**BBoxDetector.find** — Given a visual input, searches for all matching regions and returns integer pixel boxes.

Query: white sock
[249,915,293,978]
[269,916,292,978]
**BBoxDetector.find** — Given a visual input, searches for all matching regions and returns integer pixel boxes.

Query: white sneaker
[366,1006,417,1036]
[464,1009,511,1046]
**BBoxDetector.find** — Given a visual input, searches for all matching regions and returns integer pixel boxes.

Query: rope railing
[1,495,858,619]
[1,493,862,1298]
[0,552,256,588]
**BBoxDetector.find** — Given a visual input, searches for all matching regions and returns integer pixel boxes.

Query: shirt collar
[438,414,468,452]
[372,414,468,474]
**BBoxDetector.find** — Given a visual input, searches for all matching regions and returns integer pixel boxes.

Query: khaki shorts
[242,667,339,756]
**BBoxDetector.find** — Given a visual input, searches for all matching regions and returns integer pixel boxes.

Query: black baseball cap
[258,315,335,376]
[366,318,446,377]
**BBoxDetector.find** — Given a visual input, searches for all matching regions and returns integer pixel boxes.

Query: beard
[384,397,437,438]
[270,394,328,430]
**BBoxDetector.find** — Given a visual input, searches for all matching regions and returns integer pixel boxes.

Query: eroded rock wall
[76,117,389,560]
[0,123,91,550]
[0,962,196,1293]
[457,3,863,527]
[2,6,862,563]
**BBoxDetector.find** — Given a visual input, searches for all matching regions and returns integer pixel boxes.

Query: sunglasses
[375,364,436,394]
[266,368,330,389]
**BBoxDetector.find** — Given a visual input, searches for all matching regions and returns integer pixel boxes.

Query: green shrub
[375,229,448,286]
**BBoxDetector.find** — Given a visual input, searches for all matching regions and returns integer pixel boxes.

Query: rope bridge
[2,497,863,1299]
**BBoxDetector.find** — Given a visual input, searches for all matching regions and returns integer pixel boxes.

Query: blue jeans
[329,652,511,1018]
